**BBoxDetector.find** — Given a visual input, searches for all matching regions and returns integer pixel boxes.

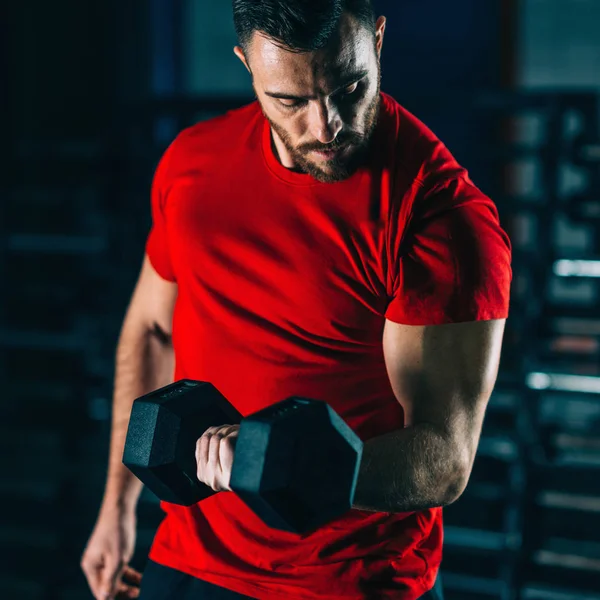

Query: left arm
[352,318,506,513]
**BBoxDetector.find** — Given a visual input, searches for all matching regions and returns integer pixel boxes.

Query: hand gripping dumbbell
[122,380,363,534]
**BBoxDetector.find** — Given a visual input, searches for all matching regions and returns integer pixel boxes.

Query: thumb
[100,559,123,599]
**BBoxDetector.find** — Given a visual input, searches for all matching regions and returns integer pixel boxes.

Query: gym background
[2,0,600,598]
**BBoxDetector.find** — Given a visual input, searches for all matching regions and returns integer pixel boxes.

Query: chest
[164,175,391,339]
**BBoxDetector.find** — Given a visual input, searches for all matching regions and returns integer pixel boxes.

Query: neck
[270,129,304,172]
[271,127,298,170]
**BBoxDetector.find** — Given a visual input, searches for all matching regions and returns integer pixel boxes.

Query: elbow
[442,475,469,506]
[149,321,173,347]
[440,458,471,506]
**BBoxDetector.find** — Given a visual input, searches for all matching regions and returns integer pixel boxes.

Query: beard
[262,66,382,184]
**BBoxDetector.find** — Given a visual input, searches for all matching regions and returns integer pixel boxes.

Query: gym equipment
[122,379,363,533]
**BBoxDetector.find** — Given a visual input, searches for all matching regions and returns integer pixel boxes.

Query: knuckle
[107,558,122,573]
[80,552,94,571]
[214,425,231,439]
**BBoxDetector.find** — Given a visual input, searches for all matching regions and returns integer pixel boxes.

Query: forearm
[352,423,467,513]
[101,322,174,513]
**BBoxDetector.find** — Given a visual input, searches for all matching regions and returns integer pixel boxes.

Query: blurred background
[2,0,600,598]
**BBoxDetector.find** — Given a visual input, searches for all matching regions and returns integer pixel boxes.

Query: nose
[308,99,343,145]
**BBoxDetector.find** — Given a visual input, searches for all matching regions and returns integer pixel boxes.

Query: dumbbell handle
[123,380,243,506]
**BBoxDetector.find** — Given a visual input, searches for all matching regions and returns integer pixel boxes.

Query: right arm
[101,254,178,514]
[81,256,177,600]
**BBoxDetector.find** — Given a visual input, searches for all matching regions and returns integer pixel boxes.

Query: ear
[234,46,251,73]
[374,16,386,59]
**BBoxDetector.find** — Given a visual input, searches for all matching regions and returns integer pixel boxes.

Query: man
[81,1,511,599]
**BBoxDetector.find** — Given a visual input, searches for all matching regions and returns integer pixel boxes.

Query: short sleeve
[145,144,177,283]
[385,176,512,325]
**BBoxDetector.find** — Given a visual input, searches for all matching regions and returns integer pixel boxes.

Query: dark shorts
[138,559,444,600]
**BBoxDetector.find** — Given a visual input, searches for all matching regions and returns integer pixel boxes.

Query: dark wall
[377,0,507,93]
[3,3,600,600]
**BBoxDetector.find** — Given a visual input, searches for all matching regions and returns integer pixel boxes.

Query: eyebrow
[264,69,369,101]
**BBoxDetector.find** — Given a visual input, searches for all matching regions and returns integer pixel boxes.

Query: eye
[340,81,360,96]
[278,99,306,110]
[333,81,363,104]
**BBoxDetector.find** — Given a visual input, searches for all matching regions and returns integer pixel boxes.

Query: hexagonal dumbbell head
[123,380,242,505]
[230,397,363,534]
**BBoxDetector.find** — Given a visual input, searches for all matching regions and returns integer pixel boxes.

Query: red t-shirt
[144,92,512,599]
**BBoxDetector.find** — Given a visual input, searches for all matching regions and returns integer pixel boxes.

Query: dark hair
[232,0,376,53]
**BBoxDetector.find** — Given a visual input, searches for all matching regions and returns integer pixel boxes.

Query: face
[235,14,386,183]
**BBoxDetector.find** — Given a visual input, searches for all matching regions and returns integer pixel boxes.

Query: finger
[208,429,223,476]
[215,427,238,489]
[115,581,130,597]
[212,425,236,436]
[101,559,124,599]
[81,557,105,600]
[196,433,211,482]
[204,425,235,437]
[122,565,142,586]
[115,581,141,599]
[116,589,140,599]
[224,426,239,446]
[219,433,236,470]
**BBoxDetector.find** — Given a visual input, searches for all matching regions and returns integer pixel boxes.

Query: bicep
[382,319,505,433]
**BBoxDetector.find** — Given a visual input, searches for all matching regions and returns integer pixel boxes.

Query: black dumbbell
[122,380,364,534]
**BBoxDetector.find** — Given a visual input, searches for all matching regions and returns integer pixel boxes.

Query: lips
[312,145,347,159]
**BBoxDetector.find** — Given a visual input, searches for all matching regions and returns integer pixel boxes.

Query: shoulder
[175,101,262,149]
[158,101,263,181]
[379,92,466,193]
